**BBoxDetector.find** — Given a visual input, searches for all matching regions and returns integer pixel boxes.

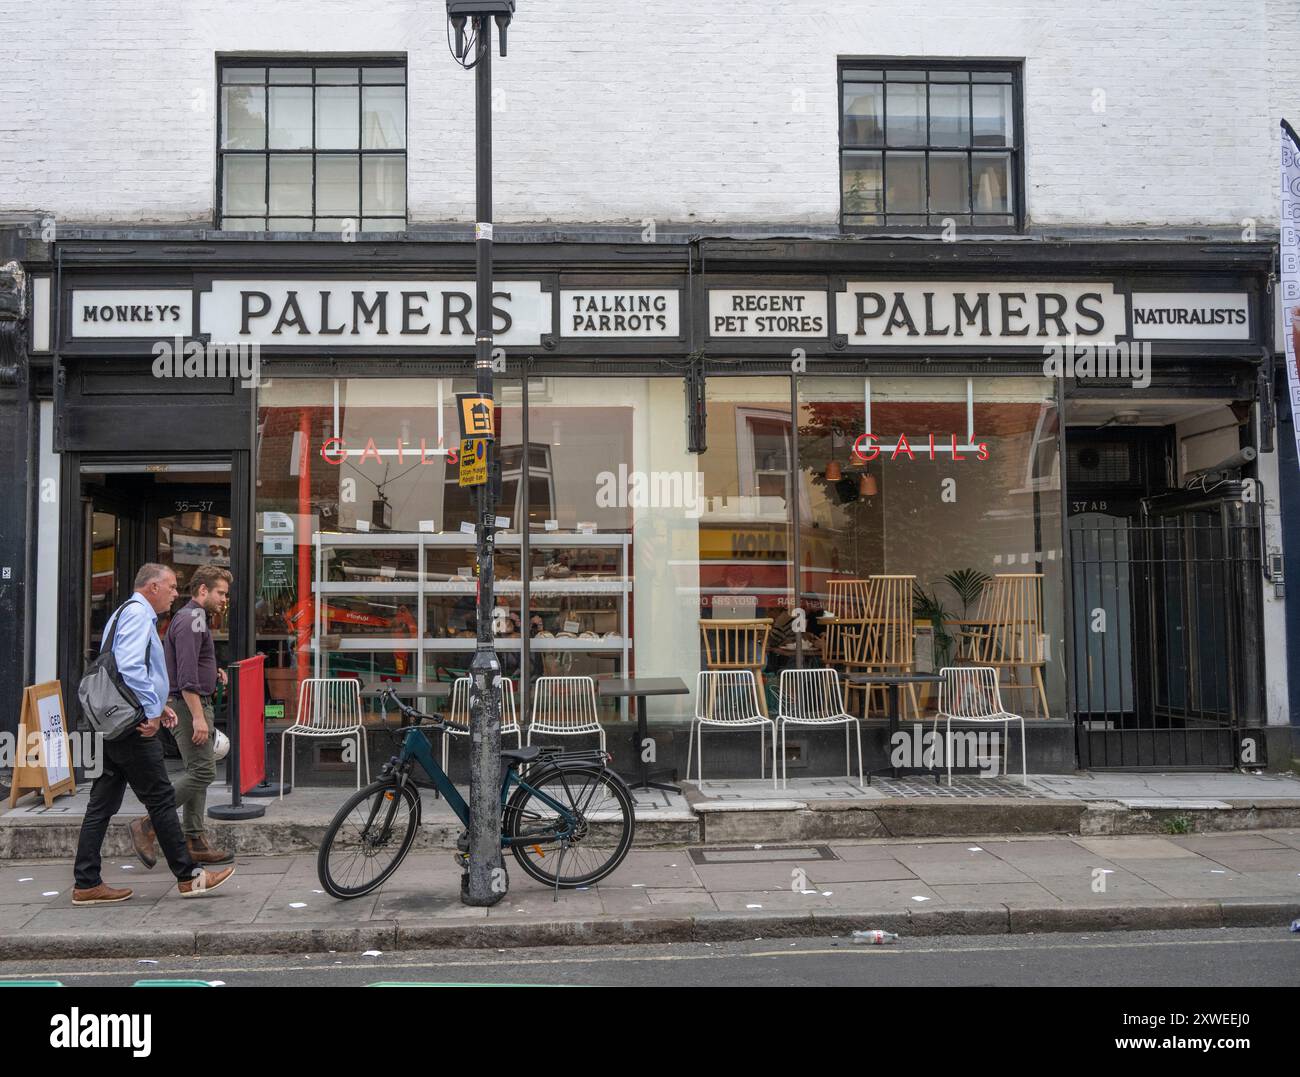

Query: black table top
[361,682,452,698]
[598,677,689,697]
[846,671,944,686]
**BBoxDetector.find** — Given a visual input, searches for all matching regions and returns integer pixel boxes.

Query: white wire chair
[280,678,369,797]
[527,676,606,752]
[933,666,1027,786]
[776,668,863,789]
[687,670,777,789]
[442,676,523,770]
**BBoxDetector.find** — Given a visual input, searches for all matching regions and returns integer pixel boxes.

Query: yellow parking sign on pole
[458,438,489,487]
[456,393,495,440]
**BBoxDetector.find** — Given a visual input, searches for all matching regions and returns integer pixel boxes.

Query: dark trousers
[74,729,198,888]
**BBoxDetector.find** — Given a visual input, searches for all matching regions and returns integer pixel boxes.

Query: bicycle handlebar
[382,688,449,732]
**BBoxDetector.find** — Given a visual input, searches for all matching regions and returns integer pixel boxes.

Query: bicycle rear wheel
[503,765,635,888]
[317,778,421,899]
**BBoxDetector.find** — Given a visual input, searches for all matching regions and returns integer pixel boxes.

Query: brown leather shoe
[128,816,157,870]
[178,866,234,898]
[186,834,234,865]
[72,883,133,906]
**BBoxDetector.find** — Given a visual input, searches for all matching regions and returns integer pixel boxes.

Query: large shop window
[255,374,1064,727]
[840,61,1022,231]
[253,377,701,725]
[218,59,407,233]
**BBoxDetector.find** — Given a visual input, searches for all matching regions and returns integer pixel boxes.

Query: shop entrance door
[78,464,234,672]
[1068,474,1262,769]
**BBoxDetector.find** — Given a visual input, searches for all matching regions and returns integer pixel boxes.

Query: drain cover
[688,844,839,865]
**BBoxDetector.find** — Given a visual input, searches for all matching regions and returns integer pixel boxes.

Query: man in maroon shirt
[160,564,235,865]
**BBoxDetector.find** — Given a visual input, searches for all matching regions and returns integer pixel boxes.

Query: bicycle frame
[393,725,583,848]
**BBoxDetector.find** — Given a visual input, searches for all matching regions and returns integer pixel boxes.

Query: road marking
[3,935,1294,981]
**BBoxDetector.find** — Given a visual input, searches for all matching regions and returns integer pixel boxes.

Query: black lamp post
[447,0,514,907]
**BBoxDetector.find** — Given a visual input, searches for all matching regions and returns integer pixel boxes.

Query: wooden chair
[821,578,871,673]
[843,575,921,721]
[699,619,773,716]
[964,573,1050,719]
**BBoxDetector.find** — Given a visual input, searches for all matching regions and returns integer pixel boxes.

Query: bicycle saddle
[501,745,544,765]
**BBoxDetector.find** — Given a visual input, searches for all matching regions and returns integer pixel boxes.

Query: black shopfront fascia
[42,236,1276,719]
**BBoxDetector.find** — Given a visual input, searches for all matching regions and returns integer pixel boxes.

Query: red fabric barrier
[235,654,266,795]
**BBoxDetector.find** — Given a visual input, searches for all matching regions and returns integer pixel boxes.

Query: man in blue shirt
[72,563,236,904]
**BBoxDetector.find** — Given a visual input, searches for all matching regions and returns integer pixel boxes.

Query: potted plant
[942,569,992,664]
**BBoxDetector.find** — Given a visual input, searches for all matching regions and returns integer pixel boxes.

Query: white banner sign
[1130,292,1250,339]
[199,279,551,346]
[836,281,1125,346]
[1282,121,1300,469]
[559,290,679,336]
[71,290,192,338]
[708,289,828,337]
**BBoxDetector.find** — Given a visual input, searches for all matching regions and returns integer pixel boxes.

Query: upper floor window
[839,62,1022,231]
[218,59,407,232]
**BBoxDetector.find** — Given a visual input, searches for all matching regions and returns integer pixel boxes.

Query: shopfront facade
[18,235,1285,779]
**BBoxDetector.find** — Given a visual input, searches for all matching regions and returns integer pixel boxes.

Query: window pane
[268,217,313,230]
[221,86,265,149]
[843,68,882,81]
[973,153,1013,213]
[929,152,970,213]
[973,83,1013,146]
[929,83,970,147]
[313,217,354,233]
[362,218,406,232]
[363,66,405,83]
[885,69,925,81]
[220,218,266,231]
[362,86,405,149]
[268,86,313,149]
[316,86,359,149]
[317,154,360,215]
[929,69,968,82]
[362,156,406,215]
[886,152,925,213]
[223,155,267,215]
[223,67,264,84]
[269,66,311,84]
[974,70,1013,83]
[842,152,882,218]
[886,83,926,146]
[842,83,883,146]
[316,67,359,84]
[269,155,312,214]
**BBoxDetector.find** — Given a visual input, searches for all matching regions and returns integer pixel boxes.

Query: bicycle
[317,688,636,899]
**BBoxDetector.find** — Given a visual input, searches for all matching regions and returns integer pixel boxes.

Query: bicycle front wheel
[503,765,635,888]
[317,778,421,899]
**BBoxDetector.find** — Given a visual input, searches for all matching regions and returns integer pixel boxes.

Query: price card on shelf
[457,567,473,579]
[380,565,396,578]
[495,516,510,529]
[544,520,558,532]
[418,520,436,533]
[356,520,370,533]
[460,521,476,536]
[563,620,581,634]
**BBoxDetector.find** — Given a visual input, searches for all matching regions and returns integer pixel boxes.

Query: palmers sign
[198,279,553,346]
[834,282,1125,346]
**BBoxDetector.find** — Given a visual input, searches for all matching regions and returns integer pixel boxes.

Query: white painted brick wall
[0,0,1294,228]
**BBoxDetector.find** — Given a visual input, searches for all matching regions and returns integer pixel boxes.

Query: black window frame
[838,57,1025,235]
[215,55,409,234]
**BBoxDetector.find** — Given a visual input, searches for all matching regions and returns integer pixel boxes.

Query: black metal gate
[1069,489,1263,769]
